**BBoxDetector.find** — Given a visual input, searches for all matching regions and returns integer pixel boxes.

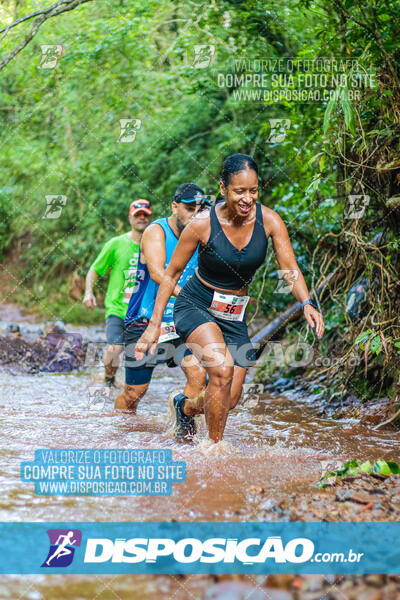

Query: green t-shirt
[90,233,140,319]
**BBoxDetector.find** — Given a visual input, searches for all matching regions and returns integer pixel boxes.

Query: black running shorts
[173,274,256,368]
[123,318,191,385]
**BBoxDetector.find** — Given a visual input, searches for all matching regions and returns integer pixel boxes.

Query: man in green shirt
[83,199,152,387]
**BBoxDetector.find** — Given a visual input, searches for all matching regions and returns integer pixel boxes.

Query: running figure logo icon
[192,45,215,68]
[43,195,67,219]
[118,118,142,143]
[41,529,82,567]
[267,118,291,143]
[38,45,64,69]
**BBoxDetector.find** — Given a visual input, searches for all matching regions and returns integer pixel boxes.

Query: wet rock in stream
[245,473,400,522]
[201,574,400,600]
[200,475,400,599]
[0,326,87,373]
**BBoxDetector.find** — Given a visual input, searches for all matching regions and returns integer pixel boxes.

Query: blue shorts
[105,315,124,345]
[123,317,191,386]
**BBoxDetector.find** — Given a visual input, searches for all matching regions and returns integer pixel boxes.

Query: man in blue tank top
[115,183,209,428]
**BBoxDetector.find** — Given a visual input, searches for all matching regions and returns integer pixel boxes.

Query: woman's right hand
[303,304,325,338]
[134,321,161,359]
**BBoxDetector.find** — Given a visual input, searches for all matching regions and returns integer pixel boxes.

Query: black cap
[173,183,210,205]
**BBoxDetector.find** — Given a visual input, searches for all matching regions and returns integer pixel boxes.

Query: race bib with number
[158,321,179,344]
[208,291,249,322]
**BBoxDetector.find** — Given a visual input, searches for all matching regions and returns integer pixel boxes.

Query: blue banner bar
[0,522,399,574]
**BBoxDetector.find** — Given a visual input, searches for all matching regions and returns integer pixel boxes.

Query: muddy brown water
[1,318,400,598]
[2,366,400,523]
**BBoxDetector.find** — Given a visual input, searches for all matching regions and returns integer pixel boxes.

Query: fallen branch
[251,272,337,357]
[373,405,400,430]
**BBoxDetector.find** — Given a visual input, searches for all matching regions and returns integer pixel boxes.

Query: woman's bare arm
[264,206,325,338]
[135,217,206,357]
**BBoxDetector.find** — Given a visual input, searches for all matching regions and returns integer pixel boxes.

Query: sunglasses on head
[180,197,213,206]
[132,201,150,209]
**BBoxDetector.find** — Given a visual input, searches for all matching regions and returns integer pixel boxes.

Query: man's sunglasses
[132,201,151,209]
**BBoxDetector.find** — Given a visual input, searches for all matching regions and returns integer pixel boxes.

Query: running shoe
[105,376,116,389]
[168,390,197,441]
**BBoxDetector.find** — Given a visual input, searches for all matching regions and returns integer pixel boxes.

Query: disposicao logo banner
[0,522,399,574]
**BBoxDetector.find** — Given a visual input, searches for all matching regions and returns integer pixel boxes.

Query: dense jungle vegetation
[0,0,399,405]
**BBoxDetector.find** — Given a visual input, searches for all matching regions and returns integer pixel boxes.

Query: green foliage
[0,194,11,259]
[317,458,400,488]
[0,0,399,332]
[355,330,382,355]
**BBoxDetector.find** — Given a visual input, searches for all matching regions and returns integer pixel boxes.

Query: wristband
[301,299,318,310]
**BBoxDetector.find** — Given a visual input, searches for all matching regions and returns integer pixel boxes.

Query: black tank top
[197,202,268,290]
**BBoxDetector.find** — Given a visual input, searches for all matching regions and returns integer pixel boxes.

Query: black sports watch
[301,298,318,310]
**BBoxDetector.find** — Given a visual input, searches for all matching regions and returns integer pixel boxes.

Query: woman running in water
[135,154,325,442]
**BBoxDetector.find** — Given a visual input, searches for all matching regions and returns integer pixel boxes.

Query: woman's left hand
[303,305,325,338]
[134,321,161,359]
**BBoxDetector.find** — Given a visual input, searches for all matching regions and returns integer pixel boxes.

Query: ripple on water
[1,362,400,523]
[197,438,239,457]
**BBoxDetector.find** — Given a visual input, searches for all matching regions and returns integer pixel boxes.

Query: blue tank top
[125,217,198,324]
